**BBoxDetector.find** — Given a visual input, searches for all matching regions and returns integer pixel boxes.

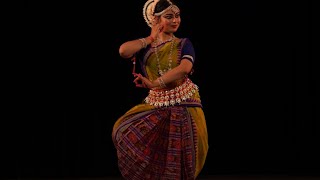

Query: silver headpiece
[143,0,179,27]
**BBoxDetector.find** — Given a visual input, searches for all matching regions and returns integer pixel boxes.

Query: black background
[4,0,317,179]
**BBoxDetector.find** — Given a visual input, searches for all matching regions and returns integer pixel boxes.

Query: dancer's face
[159,9,181,33]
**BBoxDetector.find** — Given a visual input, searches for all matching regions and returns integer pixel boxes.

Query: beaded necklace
[153,35,175,76]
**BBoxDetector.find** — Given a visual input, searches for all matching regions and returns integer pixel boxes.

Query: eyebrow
[163,12,180,16]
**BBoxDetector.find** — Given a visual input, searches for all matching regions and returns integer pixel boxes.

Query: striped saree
[112,38,209,180]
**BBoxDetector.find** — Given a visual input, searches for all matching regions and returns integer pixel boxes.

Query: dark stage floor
[6,175,320,180]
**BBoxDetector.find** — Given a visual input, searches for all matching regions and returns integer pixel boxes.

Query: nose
[172,17,178,23]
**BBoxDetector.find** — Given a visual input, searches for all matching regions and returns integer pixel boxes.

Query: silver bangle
[158,77,166,88]
[139,38,147,48]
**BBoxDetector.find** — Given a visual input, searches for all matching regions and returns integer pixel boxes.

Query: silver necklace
[153,35,175,76]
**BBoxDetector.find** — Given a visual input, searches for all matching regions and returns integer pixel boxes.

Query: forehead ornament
[143,0,179,27]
